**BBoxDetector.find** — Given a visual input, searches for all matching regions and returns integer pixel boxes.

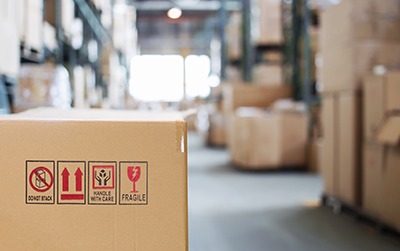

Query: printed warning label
[26,161,55,204]
[119,161,148,205]
[88,162,117,205]
[57,161,86,204]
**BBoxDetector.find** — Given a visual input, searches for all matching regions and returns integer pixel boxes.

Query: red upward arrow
[75,168,83,192]
[61,168,70,192]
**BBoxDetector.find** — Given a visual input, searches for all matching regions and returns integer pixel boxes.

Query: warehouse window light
[185,55,212,99]
[129,55,184,102]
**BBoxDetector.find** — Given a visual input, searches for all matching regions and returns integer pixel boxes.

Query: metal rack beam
[74,0,112,45]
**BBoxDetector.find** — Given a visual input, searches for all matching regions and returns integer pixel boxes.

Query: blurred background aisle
[187,133,400,251]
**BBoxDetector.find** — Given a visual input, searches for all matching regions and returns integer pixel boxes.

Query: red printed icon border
[119,161,148,205]
[57,161,86,205]
[92,165,115,189]
[26,160,55,205]
[88,161,117,205]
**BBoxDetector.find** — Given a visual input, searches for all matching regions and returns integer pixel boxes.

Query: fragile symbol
[127,166,141,193]
[29,167,53,192]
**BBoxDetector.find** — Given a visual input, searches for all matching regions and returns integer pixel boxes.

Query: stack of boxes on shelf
[252,0,283,86]
[363,71,400,229]
[1,0,138,112]
[226,0,283,85]
[319,0,400,228]
[223,84,308,170]
[206,86,226,147]
[252,0,283,45]
[226,12,242,63]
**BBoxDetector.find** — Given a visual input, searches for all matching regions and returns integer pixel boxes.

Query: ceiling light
[167,7,182,19]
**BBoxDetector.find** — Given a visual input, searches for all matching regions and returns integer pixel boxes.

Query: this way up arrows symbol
[62,167,83,192]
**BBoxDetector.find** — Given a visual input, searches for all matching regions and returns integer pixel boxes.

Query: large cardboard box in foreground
[320,91,362,206]
[0,108,188,250]
[230,110,307,169]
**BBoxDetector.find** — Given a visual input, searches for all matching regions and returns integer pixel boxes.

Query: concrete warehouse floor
[187,133,400,251]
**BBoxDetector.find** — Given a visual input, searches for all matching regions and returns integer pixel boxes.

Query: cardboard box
[263,51,282,63]
[255,0,282,44]
[0,108,188,250]
[321,0,400,49]
[230,110,307,169]
[321,41,400,93]
[362,143,384,217]
[45,0,75,36]
[223,84,292,114]
[320,95,338,196]
[207,112,226,147]
[380,146,400,229]
[252,64,282,86]
[320,92,362,205]
[363,72,400,140]
[368,113,400,228]
[337,92,362,205]
[306,141,319,173]
[257,19,283,45]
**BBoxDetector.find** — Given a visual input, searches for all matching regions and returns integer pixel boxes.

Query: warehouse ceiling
[128,0,241,55]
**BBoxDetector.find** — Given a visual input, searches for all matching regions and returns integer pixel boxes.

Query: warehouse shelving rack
[283,0,319,105]
[0,0,117,112]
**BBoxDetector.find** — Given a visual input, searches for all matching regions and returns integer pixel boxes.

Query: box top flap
[0,107,191,122]
[375,114,400,145]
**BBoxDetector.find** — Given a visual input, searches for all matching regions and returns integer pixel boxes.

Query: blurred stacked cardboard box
[319,0,400,207]
[13,63,72,113]
[226,12,242,61]
[253,64,282,86]
[252,0,283,86]
[205,86,226,147]
[362,71,400,229]
[223,84,309,170]
[253,0,283,45]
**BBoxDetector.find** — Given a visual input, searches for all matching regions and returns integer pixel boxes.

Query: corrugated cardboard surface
[222,84,292,114]
[207,112,226,147]
[230,112,307,169]
[362,143,384,217]
[363,74,385,140]
[0,108,188,250]
[320,95,338,196]
[381,146,400,228]
[337,92,362,206]
[321,42,400,93]
[320,92,362,205]
[321,0,400,50]
[252,64,282,86]
[375,115,400,145]
[385,72,400,110]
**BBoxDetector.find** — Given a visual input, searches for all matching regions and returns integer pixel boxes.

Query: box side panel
[0,120,188,251]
